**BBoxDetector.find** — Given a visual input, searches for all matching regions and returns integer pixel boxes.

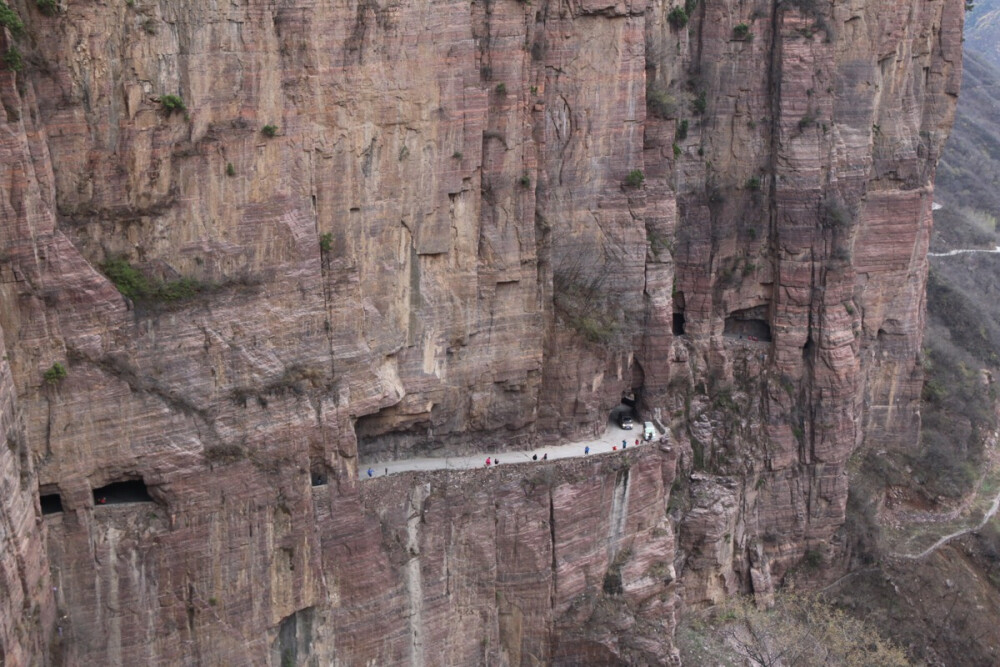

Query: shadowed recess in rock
[39,493,63,515]
[92,479,155,505]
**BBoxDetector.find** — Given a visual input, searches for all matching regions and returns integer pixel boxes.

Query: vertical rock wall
[0,0,963,663]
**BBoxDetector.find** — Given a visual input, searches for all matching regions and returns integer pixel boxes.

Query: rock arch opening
[724,306,772,341]
[92,479,154,506]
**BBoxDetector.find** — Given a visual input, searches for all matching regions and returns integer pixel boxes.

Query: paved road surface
[360,422,659,479]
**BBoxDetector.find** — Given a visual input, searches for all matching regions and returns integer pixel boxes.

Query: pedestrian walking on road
[613,446,617,451]
[543,453,547,460]
[495,458,500,465]
[367,468,373,478]
[532,454,538,461]
[635,439,639,447]
[622,439,626,448]
[486,457,491,467]
[385,468,388,476]
[585,446,590,455]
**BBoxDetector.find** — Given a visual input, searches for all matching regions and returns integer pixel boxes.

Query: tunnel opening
[93,479,154,506]
[724,306,772,341]
[673,290,687,336]
[610,403,636,431]
[311,471,328,487]
[672,313,686,336]
[40,493,63,515]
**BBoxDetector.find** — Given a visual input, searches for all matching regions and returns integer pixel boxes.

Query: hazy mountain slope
[934,49,1000,251]
[965,0,1000,68]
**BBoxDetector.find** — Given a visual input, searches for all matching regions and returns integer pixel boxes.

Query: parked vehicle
[618,412,634,430]
[643,422,656,441]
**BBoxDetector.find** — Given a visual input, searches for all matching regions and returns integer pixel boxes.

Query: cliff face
[0,0,962,663]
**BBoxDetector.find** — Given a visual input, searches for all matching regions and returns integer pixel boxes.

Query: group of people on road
[365,431,653,478]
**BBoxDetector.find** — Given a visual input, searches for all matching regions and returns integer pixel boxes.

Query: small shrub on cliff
[319,232,333,253]
[261,124,278,137]
[100,257,205,303]
[36,0,58,16]
[624,169,645,188]
[732,23,751,40]
[101,257,152,299]
[0,1,24,34]
[518,173,531,188]
[667,6,688,29]
[692,91,707,115]
[745,176,761,191]
[3,47,23,73]
[495,82,507,96]
[225,162,235,177]
[160,94,186,114]
[43,362,67,384]
[647,88,679,119]
[675,119,689,141]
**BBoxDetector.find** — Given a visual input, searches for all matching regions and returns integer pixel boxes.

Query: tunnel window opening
[40,493,63,515]
[724,306,772,341]
[311,471,328,487]
[93,479,154,506]
[672,313,686,336]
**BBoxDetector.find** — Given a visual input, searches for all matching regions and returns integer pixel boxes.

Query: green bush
[43,362,67,384]
[3,47,22,72]
[100,257,205,303]
[732,23,751,40]
[518,173,531,187]
[160,94,186,113]
[667,6,688,29]
[495,82,507,96]
[745,176,760,191]
[226,162,235,177]
[36,0,57,15]
[624,169,645,187]
[0,1,24,34]
[647,88,679,119]
[692,91,707,115]
[262,124,278,137]
[319,232,333,253]
[675,119,689,141]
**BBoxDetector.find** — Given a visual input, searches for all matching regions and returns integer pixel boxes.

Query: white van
[643,422,656,441]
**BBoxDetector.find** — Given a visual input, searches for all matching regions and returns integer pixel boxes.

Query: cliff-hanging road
[359,421,660,478]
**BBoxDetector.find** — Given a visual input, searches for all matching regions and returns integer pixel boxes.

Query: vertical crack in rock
[607,467,630,560]
[404,483,430,667]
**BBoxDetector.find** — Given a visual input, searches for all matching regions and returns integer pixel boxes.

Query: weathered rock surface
[0,0,963,663]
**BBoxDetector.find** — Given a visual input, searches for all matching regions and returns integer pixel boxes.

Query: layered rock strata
[0,0,963,663]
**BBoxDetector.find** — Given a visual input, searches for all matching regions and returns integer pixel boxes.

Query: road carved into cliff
[928,245,1000,257]
[359,422,659,478]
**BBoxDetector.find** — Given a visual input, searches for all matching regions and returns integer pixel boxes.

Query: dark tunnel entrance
[40,493,63,515]
[672,313,686,336]
[93,479,155,506]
